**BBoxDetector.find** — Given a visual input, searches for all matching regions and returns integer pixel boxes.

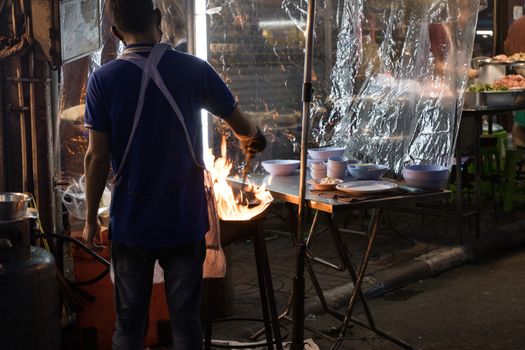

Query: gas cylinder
[0,219,61,350]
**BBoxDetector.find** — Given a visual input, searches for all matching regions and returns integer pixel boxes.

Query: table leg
[456,142,463,244]
[456,129,463,244]
[253,222,284,350]
[330,209,412,350]
[475,115,482,238]
[306,209,321,247]
[323,212,376,328]
[282,205,411,349]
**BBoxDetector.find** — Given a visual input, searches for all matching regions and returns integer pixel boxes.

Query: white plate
[336,180,398,195]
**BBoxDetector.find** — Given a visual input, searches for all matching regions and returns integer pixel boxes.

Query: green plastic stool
[481,129,507,170]
[502,148,525,212]
[480,135,501,218]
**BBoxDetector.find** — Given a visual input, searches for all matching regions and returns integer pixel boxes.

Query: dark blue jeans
[111,240,206,350]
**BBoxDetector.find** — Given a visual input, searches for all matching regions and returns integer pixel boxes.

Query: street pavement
[210,202,525,349]
[313,247,525,349]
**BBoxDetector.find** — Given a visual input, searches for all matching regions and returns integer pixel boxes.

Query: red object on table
[72,229,170,350]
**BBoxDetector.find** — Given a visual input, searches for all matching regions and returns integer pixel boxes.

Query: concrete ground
[312,247,525,349]
[208,199,525,350]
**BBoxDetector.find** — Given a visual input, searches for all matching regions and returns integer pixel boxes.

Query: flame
[205,137,273,221]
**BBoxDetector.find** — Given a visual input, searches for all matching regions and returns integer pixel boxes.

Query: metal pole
[186,0,195,55]
[292,0,316,348]
[0,64,6,191]
[22,0,40,204]
[11,0,28,192]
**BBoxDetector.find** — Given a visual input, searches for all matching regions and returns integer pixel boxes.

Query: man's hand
[82,220,103,250]
[224,107,266,156]
[240,126,266,156]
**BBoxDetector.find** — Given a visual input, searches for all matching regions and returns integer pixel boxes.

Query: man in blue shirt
[82,0,265,348]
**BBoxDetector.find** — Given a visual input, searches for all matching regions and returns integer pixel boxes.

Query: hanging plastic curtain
[207,0,341,173]
[324,0,480,173]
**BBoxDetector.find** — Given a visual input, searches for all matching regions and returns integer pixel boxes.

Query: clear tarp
[208,0,479,175]
[328,0,480,173]
[59,0,480,178]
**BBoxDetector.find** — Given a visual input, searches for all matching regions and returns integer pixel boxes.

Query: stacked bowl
[310,161,327,180]
[402,165,449,190]
[327,156,348,179]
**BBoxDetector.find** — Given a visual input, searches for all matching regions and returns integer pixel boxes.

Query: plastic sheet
[58,0,480,179]
[323,0,480,173]
[207,0,479,175]
[207,0,340,173]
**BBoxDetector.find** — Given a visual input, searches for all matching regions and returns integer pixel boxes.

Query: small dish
[308,178,344,191]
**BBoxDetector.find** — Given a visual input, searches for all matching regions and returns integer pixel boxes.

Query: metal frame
[204,219,283,350]
[233,175,449,349]
[293,0,317,347]
[456,104,525,242]
[290,205,433,350]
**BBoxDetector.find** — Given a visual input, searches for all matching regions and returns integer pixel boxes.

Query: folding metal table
[238,174,450,349]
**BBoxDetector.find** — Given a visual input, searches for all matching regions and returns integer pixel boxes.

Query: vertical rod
[474,115,482,238]
[0,64,6,191]
[331,209,383,350]
[293,0,316,348]
[11,1,28,192]
[186,0,195,55]
[454,104,463,244]
[26,3,40,204]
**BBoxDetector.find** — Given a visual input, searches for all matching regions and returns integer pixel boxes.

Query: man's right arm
[224,106,266,156]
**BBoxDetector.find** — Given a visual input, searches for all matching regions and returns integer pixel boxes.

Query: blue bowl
[347,164,388,180]
[403,165,448,179]
[402,164,449,190]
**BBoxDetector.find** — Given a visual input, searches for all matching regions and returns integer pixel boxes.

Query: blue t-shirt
[84,44,236,247]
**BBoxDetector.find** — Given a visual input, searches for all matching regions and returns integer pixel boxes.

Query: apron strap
[113,43,203,185]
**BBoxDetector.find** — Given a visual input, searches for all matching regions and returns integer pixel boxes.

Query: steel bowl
[513,62,525,77]
[0,192,31,221]
[471,56,492,69]
[483,91,517,107]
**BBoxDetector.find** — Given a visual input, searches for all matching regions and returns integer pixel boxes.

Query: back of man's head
[107,0,155,34]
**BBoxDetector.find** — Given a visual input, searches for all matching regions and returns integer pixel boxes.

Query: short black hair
[107,0,156,34]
